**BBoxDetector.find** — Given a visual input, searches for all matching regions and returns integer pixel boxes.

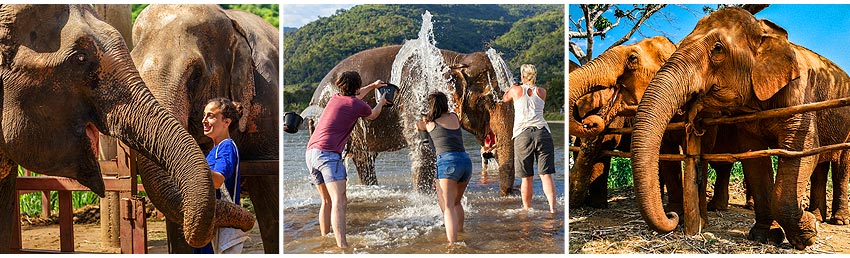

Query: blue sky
[569,4,850,70]
[283,4,356,28]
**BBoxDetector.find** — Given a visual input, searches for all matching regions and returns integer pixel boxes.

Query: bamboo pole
[682,131,701,236]
[570,142,850,162]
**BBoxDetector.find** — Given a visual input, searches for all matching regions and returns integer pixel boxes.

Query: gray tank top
[429,122,466,155]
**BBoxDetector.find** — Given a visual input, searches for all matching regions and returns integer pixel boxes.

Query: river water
[283,124,565,254]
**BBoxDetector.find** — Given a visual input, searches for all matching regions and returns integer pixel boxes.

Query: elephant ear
[752,19,799,101]
[0,5,18,68]
[224,12,257,133]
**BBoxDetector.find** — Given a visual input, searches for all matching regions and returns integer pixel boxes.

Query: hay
[569,183,850,254]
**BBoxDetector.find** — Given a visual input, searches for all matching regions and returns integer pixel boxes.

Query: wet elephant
[630,7,850,249]
[303,45,516,195]
[0,4,254,252]
[132,5,279,253]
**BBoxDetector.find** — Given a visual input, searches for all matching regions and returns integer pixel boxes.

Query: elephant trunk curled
[630,54,697,233]
[568,52,625,139]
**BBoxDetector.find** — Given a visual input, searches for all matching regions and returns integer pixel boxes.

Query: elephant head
[568,36,675,139]
[132,4,276,251]
[445,51,515,195]
[630,7,807,236]
[0,4,252,247]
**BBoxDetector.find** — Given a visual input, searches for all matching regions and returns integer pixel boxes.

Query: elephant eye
[73,52,87,64]
[711,42,724,54]
[628,53,638,63]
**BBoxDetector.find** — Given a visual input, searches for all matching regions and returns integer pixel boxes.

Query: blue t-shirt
[195,138,241,254]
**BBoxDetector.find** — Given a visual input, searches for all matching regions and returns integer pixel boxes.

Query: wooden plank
[58,191,73,252]
[571,142,850,163]
[16,177,145,192]
[120,197,132,254]
[12,190,22,251]
[132,197,147,254]
[41,191,51,219]
[241,160,279,176]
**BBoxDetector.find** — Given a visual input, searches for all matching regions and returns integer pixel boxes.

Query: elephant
[568,36,747,213]
[303,45,516,195]
[630,7,850,250]
[131,5,279,253]
[0,4,254,252]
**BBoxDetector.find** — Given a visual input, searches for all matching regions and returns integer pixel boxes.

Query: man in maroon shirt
[305,71,387,249]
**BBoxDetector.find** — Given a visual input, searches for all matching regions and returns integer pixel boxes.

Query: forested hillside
[130,4,279,27]
[284,4,564,115]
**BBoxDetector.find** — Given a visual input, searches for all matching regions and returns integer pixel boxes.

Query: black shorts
[514,127,556,177]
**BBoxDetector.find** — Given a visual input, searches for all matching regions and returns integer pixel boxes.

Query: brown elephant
[131,5,279,253]
[303,45,516,195]
[0,4,254,252]
[630,7,850,250]
[568,37,746,213]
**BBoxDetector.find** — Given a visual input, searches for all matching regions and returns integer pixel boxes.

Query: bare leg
[541,174,557,213]
[315,184,332,236]
[435,179,446,215]
[456,181,469,232]
[439,179,460,243]
[521,176,533,210]
[325,180,349,248]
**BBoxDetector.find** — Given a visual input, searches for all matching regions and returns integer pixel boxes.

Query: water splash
[389,10,454,183]
[485,48,514,92]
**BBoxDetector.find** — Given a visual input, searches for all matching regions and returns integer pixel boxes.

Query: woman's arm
[356,80,384,100]
[365,92,388,121]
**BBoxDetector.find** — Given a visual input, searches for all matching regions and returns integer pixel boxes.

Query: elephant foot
[782,212,819,250]
[707,197,729,211]
[746,221,785,245]
[830,208,850,225]
[587,198,608,209]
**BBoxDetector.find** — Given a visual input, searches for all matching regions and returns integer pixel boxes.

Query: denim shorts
[436,152,472,183]
[305,148,347,185]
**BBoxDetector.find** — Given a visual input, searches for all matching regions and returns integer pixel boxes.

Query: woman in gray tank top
[416,92,472,245]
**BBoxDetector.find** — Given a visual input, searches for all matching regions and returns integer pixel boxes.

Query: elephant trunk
[490,102,515,196]
[630,54,697,233]
[568,53,625,139]
[95,48,239,247]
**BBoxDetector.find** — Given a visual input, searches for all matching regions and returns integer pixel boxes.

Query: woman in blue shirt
[195,97,243,254]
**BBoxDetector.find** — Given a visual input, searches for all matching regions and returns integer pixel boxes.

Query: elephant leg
[351,151,378,185]
[0,158,17,254]
[742,157,783,245]
[707,162,733,211]
[831,152,850,225]
[807,162,829,222]
[244,176,280,253]
[586,155,611,208]
[660,141,683,217]
[744,178,755,210]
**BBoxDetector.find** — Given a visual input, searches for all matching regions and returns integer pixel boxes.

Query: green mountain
[131,4,279,28]
[284,4,564,114]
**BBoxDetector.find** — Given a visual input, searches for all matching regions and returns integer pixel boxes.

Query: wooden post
[12,190,22,251]
[58,191,73,252]
[117,142,145,253]
[682,129,701,236]
[41,191,51,219]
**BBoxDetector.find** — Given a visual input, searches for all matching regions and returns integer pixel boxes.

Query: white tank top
[512,84,550,138]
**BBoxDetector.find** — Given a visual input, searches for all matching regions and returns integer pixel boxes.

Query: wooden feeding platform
[570,95,850,236]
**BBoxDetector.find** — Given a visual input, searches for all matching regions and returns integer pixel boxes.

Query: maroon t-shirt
[307,94,372,154]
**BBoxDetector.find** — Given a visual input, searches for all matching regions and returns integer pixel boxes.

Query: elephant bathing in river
[303,45,516,195]
[0,4,254,252]
[630,7,850,250]
[132,5,279,253]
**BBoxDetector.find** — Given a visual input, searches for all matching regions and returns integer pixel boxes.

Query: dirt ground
[20,217,265,254]
[569,181,850,254]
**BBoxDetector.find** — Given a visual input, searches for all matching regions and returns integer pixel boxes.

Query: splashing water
[389,10,455,182]
[485,48,514,93]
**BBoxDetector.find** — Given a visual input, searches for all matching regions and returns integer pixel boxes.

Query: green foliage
[284,83,315,113]
[608,157,634,189]
[131,4,279,27]
[491,6,564,112]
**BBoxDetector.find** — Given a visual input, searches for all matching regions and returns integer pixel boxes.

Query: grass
[17,167,102,217]
[607,157,753,191]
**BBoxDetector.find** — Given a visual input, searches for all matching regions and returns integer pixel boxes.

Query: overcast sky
[283,4,356,28]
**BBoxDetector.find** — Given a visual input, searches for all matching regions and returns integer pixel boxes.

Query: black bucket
[284,112,303,134]
[377,83,399,107]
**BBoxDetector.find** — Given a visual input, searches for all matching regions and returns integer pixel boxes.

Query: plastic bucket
[377,83,399,107]
[283,112,303,134]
